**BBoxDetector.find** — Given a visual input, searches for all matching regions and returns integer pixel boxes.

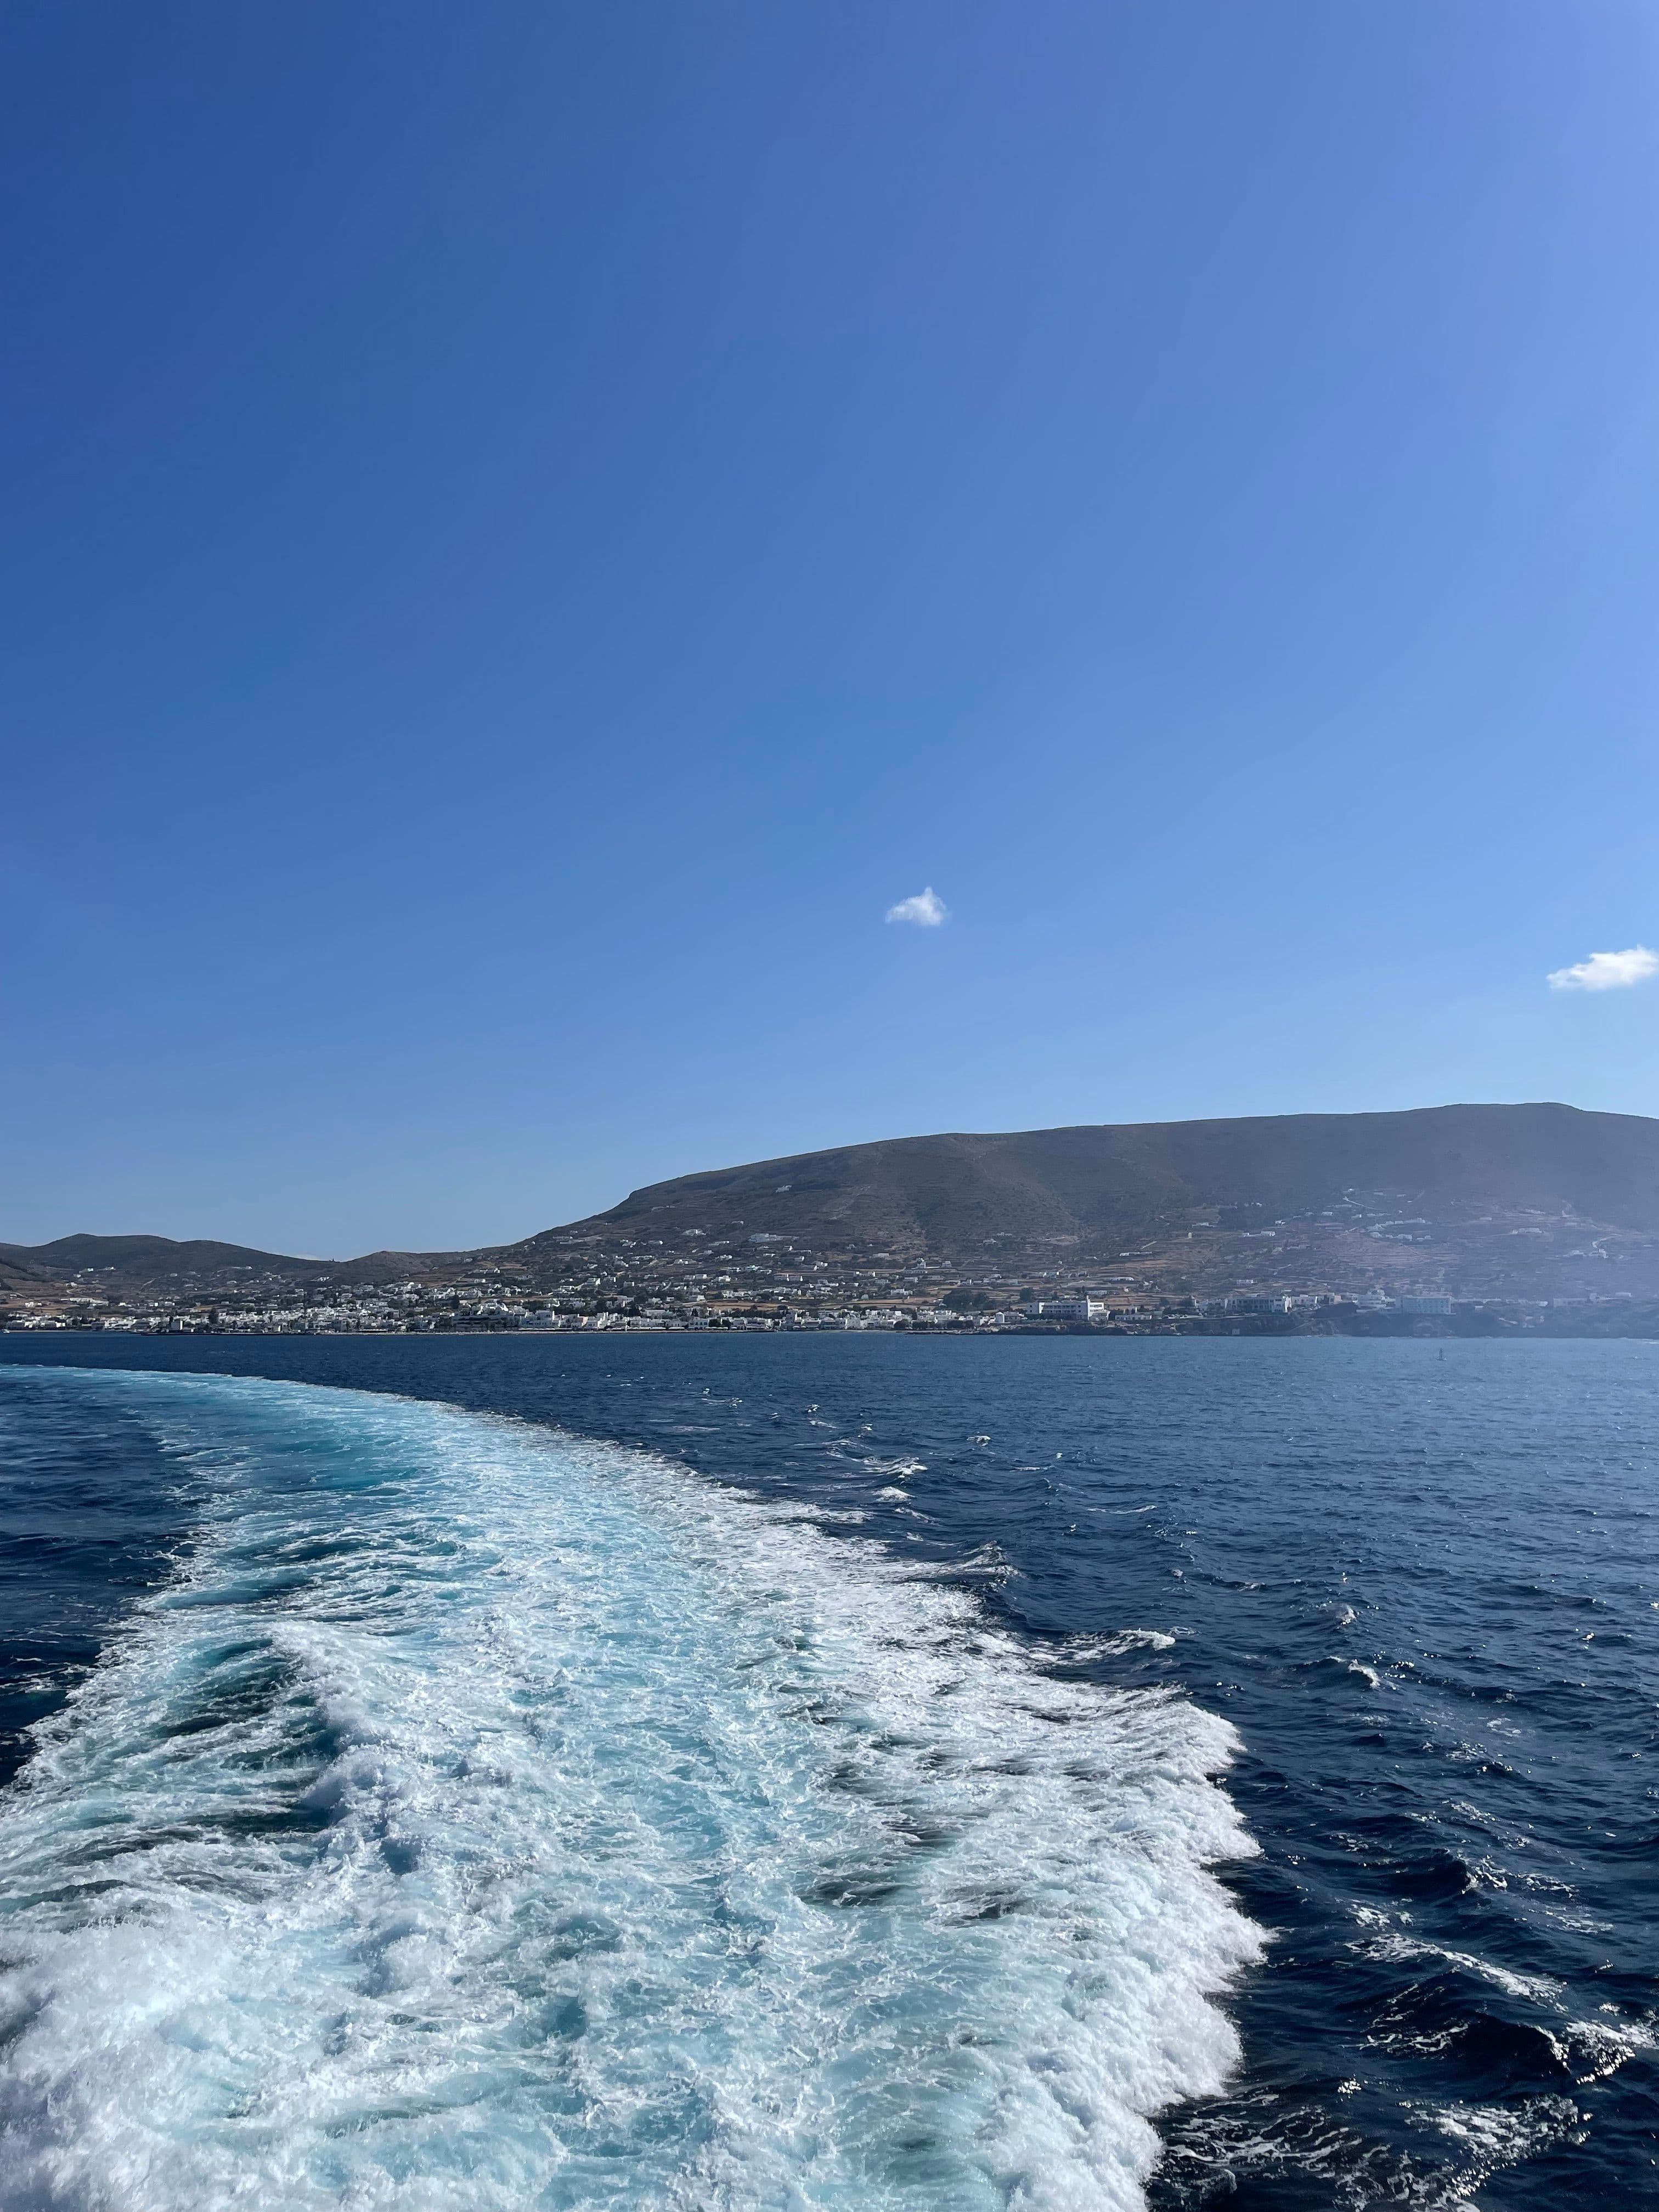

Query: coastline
[8,1303,1659,1346]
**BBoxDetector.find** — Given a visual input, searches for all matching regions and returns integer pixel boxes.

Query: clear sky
[5,2,1658,1255]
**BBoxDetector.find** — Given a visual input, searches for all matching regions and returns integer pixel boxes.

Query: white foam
[1063,1631,1180,1659]
[1362,1936,1562,2006]
[1543,2015,1656,2083]
[0,1372,1263,2210]
[1423,2095,1580,2196]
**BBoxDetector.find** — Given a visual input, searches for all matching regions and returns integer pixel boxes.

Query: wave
[1074,1630,1180,1658]
[1362,1935,1564,2006]
[0,1371,1262,2210]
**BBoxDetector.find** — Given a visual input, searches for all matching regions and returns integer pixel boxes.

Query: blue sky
[5,2,1658,1254]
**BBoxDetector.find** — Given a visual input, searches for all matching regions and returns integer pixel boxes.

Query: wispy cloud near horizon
[885,886,947,927]
[1546,945,1657,992]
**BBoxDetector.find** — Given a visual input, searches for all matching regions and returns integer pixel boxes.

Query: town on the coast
[8,1106,1656,1339]
[0,1215,1620,1338]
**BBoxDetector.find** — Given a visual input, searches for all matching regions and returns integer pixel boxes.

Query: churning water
[0,1335,1655,2209]
[0,1367,1256,2210]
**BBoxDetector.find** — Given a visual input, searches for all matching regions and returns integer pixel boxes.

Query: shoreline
[7,1312,1659,1346]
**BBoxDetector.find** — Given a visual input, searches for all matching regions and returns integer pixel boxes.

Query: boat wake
[0,1371,1262,2210]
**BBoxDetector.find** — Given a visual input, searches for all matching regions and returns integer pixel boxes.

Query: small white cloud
[1547,945,1658,992]
[885,885,947,927]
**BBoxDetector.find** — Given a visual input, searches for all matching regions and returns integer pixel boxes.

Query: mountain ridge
[521,1100,1659,1283]
[9,1103,1659,1308]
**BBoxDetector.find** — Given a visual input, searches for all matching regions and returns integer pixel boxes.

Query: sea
[0,1334,1654,2210]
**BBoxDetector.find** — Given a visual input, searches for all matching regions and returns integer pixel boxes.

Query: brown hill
[0,1234,437,1300]
[512,1102,1659,1301]
[12,1105,1659,1308]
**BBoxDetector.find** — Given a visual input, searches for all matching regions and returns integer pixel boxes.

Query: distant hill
[526,1101,1659,1248]
[512,1102,1659,1301]
[11,1104,1659,1308]
[0,1233,435,1300]
[1,1234,329,1277]
[0,1246,60,1301]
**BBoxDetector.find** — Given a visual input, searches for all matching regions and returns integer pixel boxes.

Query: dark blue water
[1,1334,1655,2208]
[0,1374,200,1788]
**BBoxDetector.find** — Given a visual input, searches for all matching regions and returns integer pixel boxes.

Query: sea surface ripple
[1,1333,1655,2210]
[0,1365,1256,2211]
